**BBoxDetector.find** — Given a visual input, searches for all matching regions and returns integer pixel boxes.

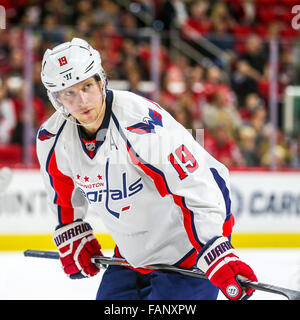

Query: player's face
[56,77,104,126]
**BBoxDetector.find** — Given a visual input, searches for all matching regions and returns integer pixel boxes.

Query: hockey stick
[24,249,300,300]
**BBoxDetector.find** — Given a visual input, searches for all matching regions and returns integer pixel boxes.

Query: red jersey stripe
[223,214,235,237]
[48,150,75,224]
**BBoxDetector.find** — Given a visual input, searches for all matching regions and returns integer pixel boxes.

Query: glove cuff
[197,236,237,275]
[53,220,93,248]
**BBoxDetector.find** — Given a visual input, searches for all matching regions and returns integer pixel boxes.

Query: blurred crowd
[0,0,300,168]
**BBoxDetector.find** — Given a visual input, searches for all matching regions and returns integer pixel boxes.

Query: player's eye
[84,83,92,90]
[64,90,75,97]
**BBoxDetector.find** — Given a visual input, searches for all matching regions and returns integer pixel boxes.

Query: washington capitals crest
[126,108,163,134]
[38,128,56,141]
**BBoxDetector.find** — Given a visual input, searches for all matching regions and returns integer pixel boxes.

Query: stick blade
[243,280,300,300]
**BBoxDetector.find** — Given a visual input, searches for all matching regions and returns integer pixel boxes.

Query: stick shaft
[24,249,300,300]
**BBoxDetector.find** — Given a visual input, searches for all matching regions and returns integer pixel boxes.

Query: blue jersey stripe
[209,168,232,222]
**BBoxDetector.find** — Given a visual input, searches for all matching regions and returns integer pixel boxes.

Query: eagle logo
[38,128,56,141]
[126,108,163,134]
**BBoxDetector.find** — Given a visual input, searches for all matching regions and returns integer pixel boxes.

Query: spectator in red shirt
[238,92,265,122]
[203,66,235,105]
[204,122,245,168]
[181,0,212,40]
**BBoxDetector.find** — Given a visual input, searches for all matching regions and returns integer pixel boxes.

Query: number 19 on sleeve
[168,144,199,180]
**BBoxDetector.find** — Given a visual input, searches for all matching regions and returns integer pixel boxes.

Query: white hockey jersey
[37,90,234,269]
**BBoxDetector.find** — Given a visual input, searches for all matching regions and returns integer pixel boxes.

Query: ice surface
[0,249,299,300]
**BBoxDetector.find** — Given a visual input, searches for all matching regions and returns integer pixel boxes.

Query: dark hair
[94,74,101,82]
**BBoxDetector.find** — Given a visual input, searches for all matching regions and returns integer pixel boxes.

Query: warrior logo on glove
[54,221,92,246]
[197,236,258,300]
[203,239,233,265]
[53,220,103,279]
[226,285,239,298]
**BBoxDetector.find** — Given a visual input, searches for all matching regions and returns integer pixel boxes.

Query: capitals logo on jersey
[38,128,56,141]
[126,108,163,134]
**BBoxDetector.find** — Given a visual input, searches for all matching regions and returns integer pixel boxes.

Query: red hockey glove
[197,236,258,300]
[53,220,102,279]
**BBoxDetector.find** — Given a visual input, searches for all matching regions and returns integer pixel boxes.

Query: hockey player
[37,38,257,300]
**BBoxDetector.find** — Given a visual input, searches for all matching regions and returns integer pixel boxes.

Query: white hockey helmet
[41,38,107,117]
